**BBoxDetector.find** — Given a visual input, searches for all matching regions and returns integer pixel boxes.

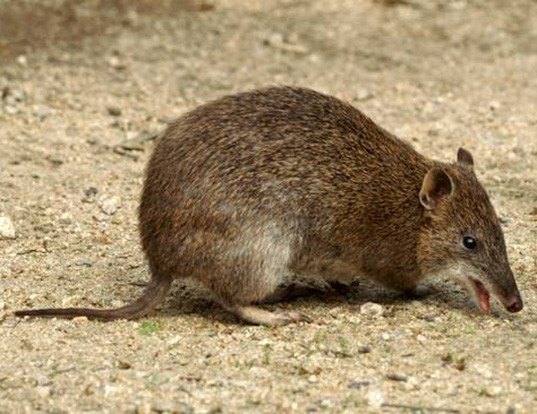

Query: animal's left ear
[457,147,474,168]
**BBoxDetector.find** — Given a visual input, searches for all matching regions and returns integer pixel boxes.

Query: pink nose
[506,296,523,313]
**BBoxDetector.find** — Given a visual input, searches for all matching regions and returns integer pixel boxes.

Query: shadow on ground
[155,278,502,325]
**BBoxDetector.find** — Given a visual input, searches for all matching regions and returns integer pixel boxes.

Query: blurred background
[1,0,536,153]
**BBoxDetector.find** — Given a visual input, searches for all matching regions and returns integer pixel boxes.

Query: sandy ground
[0,0,536,412]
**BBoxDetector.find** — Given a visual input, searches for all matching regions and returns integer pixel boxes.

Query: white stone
[17,55,28,66]
[72,316,89,324]
[4,105,18,115]
[486,385,502,396]
[355,88,372,101]
[167,336,181,346]
[366,389,386,408]
[360,302,384,317]
[0,216,16,239]
[59,212,72,224]
[98,196,121,215]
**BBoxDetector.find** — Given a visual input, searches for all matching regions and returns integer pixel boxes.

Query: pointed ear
[457,147,474,168]
[419,168,454,210]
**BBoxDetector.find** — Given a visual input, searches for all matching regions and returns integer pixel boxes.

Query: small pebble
[87,138,100,146]
[107,106,122,117]
[360,302,384,317]
[17,55,28,66]
[59,212,72,225]
[416,334,428,342]
[72,316,89,324]
[108,56,126,70]
[499,216,511,224]
[485,385,502,396]
[98,196,121,215]
[386,373,408,382]
[167,336,181,346]
[5,105,17,115]
[355,88,373,101]
[0,216,16,239]
[366,389,386,408]
[47,155,65,166]
[34,375,51,386]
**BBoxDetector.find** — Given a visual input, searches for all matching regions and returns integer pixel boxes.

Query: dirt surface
[1,0,536,412]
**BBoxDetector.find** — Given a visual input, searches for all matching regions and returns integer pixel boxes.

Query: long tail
[14,277,172,321]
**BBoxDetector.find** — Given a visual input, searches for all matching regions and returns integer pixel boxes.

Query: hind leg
[205,269,311,326]
[198,229,311,326]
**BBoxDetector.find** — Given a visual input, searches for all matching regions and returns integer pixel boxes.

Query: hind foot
[226,304,311,326]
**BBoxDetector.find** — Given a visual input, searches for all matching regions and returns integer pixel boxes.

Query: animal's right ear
[457,147,474,168]
[419,168,454,210]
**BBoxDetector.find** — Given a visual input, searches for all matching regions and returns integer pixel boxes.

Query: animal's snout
[505,294,523,313]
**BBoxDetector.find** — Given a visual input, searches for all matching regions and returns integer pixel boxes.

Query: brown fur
[15,86,523,325]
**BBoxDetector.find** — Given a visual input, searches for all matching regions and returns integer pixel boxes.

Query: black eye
[462,236,477,250]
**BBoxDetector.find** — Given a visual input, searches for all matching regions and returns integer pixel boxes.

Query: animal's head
[417,148,523,314]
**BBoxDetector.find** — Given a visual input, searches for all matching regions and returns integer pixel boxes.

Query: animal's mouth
[468,278,490,313]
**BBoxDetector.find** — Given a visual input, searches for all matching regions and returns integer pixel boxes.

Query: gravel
[0,216,16,239]
[0,0,536,412]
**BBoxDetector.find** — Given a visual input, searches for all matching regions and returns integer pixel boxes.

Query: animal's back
[141,86,426,221]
